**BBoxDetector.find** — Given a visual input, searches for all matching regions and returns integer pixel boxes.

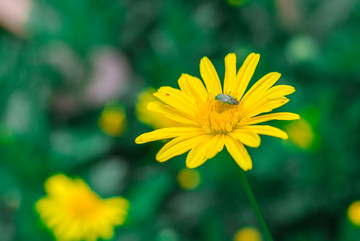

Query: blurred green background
[1,0,360,240]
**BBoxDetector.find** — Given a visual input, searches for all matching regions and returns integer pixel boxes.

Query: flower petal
[223,53,237,94]
[243,125,288,140]
[224,135,252,171]
[234,53,260,100]
[242,85,295,119]
[156,135,207,162]
[154,87,197,115]
[207,134,225,159]
[246,112,300,125]
[178,74,208,104]
[200,56,222,97]
[266,85,295,98]
[229,130,261,147]
[185,135,215,168]
[241,72,281,104]
[148,101,197,125]
[135,127,204,144]
[245,97,289,118]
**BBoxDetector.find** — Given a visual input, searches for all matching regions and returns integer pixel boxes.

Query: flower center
[67,190,101,220]
[197,98,243,134]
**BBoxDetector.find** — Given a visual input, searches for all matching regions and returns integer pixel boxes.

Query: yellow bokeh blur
[135,87,180,129]
[177,169,201,190]
[234,227,262,241]
[99,102,127,136]
[347,200,360,226]
[285,118,315,150]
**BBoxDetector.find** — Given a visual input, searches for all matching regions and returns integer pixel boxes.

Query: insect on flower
[215,93,239,105]
[135,53,300,171]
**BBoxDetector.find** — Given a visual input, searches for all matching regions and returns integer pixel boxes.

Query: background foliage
[1,0,360,240]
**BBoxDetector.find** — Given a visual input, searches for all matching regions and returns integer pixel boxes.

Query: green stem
[235,164,274,241]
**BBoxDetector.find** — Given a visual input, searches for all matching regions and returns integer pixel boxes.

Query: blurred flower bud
[348,200,360,227]
[99,102,127,137]
[233,227,262,241]
[177,169,201,190]
[285,118,315,150]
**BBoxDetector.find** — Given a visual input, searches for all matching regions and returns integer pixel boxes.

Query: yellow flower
[347,200,360,226]
[233,227,262,241]
[177,169,201,190]
[99,102,127,136]
[135,87,180,129]
[36,174,129,241]
[135,53,299,170]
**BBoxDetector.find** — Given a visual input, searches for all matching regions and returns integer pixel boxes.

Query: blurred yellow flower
[36,174,129,241]
[177,169,201,190]
[135,53,299,170]
[285,118,314,149]
[135,87,179,129]
[234,227,262,241]
[99,102,127,136]
[347,200,360,226]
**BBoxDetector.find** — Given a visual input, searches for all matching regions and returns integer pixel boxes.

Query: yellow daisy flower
[36,174,129,241]
[135,53,299,170]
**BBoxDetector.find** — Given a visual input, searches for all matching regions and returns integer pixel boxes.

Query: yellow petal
[243,125,288,140]
[241,72,281,104]
[135,127,204,144]
[64,223,82,241]
[154,87,197,115]
[103,197,129,225]
[44,174,73,196]
[266,85,295,97]
[246,112,300,125]
[156,135,207,162]
[233,53,260,100]
[243,85,295,112]
[224,135,252,171]
[178,74,208,104]
[207,134,225,159]
[229,130,261,147]
[148,101,197,125]
[223,53,237,94]
[200,56,222,97]
[185,135,217,168]
[245,97,289,118]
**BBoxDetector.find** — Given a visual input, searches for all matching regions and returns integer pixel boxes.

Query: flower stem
[235,164,275,241]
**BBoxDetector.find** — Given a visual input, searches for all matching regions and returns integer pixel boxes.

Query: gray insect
[215,94,239,105]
